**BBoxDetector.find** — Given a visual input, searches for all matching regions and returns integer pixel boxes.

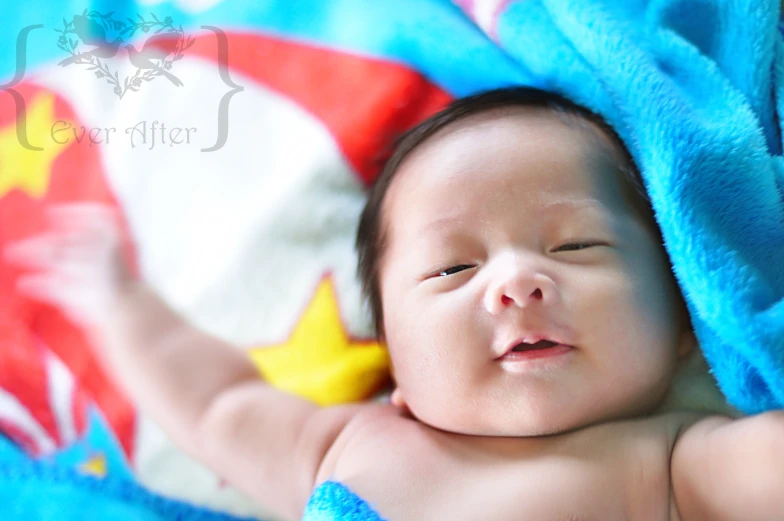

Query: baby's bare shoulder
[315,403,418,483]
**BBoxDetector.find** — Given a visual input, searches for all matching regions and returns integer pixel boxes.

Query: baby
[6,87,784,521]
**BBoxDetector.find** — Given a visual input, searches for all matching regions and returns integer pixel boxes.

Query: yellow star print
[78,452,107,478]
[0,93,70,198]
[249,276,390,406]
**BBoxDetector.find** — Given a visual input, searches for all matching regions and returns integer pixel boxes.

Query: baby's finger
[16,273,64,303]
[4,234,63,268]
[5,230,104,268]
[48,203,121,237]
[48,202,117,219]
[16,273,108,327]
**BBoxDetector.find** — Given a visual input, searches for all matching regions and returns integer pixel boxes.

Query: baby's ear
[390,388,409,412]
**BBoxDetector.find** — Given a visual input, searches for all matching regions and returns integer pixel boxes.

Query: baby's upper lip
[495,331,573,359]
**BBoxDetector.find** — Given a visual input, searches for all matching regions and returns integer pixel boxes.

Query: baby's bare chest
[330,414,684,521]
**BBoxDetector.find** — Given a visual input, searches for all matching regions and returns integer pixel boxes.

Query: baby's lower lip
[499,343,574,362]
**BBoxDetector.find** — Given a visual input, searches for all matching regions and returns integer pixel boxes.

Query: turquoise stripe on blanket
[0,459,256,521]
[303,481,388,521]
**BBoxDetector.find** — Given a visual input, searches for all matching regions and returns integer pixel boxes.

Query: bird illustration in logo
[58,14,124,66]
[125,36,184,87]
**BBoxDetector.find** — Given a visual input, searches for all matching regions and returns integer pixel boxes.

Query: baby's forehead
[421,105,619,153]
[378,109,638,241]
[396,108,625,194]
[392,108,623,195]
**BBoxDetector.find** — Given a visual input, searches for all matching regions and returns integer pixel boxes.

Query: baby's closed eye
[551,241,607,252]
[438,264,475,277]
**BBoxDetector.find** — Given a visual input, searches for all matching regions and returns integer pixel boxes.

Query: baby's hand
[4,203,135,329]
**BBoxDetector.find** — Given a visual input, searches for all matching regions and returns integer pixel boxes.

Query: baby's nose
[483,261,559,315]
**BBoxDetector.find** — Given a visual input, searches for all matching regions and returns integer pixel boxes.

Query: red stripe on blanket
[0,84,136,459]
[178,31,453,185]
[0,419,39,456]
[0,310,59,447]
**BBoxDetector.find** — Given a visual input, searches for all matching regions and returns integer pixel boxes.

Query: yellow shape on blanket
[78,453,107,478]
[0,93,70,198]
[248,277,389,406]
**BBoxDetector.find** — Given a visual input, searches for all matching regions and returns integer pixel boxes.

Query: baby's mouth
[496,337,575,363]
[511,340,559,352]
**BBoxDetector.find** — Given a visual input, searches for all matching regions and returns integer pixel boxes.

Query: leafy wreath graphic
[55,10,195,99]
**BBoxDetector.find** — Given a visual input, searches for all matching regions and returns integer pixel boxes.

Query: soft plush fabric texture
[0,446,253,521]
[303,481,388,521]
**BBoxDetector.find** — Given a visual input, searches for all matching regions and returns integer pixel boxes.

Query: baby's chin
[410,408,601,438]
[410,400,657,438]
[401,382,674,437]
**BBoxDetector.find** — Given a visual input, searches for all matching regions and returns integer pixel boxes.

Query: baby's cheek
[571,269,636,323]
[574,273,659,357]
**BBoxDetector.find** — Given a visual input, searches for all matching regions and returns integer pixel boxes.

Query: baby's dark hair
[356,86,656,339]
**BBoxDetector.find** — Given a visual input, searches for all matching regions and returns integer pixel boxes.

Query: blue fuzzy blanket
[0,436,252,521]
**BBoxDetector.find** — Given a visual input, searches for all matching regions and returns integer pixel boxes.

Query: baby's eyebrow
[418,214,465,234]
[414,198,612,237]
[540,198,617,222]
[541,198,606,213]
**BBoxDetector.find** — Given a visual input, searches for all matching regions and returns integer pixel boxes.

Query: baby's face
[378,108,693,436]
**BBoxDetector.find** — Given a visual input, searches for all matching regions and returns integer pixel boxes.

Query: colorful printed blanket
[0,0,781,519]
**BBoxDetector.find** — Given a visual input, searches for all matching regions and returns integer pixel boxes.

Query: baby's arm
[671,411,784,521]
[5,204,365,520]
[96,281,364,519]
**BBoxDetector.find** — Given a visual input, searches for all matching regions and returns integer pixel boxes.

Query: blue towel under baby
[0,454,253,521]
[303,481,388,521]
